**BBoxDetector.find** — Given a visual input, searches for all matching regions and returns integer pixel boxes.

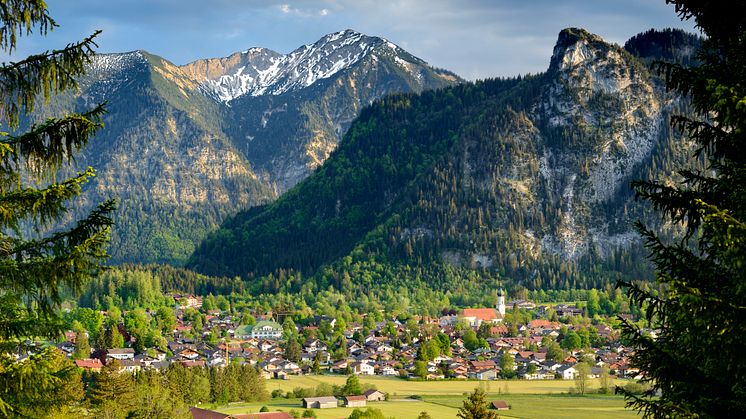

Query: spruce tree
[618,1,746,417]
[89,360,135,418]
[457,388,498,419]
[73,329,90,360]
[0,1,114,416]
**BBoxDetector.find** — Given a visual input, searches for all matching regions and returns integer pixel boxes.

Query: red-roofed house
[74,358,103,372]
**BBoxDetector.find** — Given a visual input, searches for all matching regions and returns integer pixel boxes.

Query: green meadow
[212,376,639,418]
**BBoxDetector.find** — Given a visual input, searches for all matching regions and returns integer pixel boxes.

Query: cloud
[278,3,330,18]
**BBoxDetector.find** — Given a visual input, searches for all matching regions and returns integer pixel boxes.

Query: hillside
[30,30,460,264]
[188,28,700,292]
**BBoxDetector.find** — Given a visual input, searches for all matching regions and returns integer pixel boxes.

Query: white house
[351,361,375,375]
[557,365,578,380]
[251,321,283,340]
[106,348,135,360]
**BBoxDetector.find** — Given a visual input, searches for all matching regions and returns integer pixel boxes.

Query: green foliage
[573,363,591,395]
[164,363,211,406]
[348,407,387,419]
[303,408,318,418]
[89,360,136,418]
[341,374,362,396]
[413,361,428,378]
[209,363,268,403]
[0,347,84,418]
[617,1,746,418]
[560,331,581,350]
[132,369,190,419]
[499,353,515,379]
[457,388,499,419]
[462,329,482,351]
[73,330,90,360]
[624,28,702,67]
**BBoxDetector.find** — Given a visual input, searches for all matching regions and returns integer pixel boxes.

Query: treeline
[41,359,267,418]
[74,264,642,322]
[624,28,702,67]
[78,264,245,310]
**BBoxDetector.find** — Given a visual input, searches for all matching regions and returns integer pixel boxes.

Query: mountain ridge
[179,29,458,103]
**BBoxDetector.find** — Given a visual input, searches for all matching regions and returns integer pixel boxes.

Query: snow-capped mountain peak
[180,29,424,102]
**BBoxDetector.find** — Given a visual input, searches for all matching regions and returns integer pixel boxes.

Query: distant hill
[188,28,701,292]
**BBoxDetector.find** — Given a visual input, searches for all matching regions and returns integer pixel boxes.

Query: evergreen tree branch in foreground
[617,1,746,417]
[0,1,114,417]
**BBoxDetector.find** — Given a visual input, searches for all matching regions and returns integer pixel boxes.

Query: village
[63,289,639,387]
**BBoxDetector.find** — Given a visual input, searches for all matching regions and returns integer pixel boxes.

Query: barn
[302,396,338,409]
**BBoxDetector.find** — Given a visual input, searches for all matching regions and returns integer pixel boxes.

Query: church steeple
[497,288,506,316]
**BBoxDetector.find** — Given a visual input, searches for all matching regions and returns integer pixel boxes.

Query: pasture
[211,376,638,418]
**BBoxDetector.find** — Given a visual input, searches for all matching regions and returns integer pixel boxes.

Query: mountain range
[187,28,701,292]
[34,30,460,264]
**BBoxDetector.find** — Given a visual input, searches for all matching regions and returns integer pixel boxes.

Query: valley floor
[211,376,637,419]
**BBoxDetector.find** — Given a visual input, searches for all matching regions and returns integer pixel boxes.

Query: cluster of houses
[62,293,639,384]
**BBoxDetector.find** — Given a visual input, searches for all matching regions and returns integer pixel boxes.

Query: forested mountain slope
[189,28,700,291]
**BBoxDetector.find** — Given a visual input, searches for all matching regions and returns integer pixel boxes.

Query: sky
[11,1,698,80]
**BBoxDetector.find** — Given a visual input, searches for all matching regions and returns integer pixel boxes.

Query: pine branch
[0,30,100,128]
[0,168,95,231]
[0,0,55,53]
[632,181,707,238]
[0,103,105,181]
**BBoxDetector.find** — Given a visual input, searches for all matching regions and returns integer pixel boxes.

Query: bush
[293,387,315,398]
[271,389,284,398]
[315,383,334,396]
[302,409,318,418]
[260,406,269,412]
[622,381,651,395]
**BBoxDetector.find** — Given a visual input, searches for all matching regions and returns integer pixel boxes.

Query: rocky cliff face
[531,28,670,259]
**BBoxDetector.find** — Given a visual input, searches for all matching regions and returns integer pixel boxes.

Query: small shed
[490,401,510,410]
[363,389,386,402]
[302,396,338,409]
[344,395,367,408]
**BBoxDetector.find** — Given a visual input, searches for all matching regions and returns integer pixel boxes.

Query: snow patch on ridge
[198,30,411,102]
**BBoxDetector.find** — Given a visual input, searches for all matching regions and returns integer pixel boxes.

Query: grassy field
[214,394,635,419]
[421,394,635,419]
[210,376,637,418]
[264,375,629,396]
